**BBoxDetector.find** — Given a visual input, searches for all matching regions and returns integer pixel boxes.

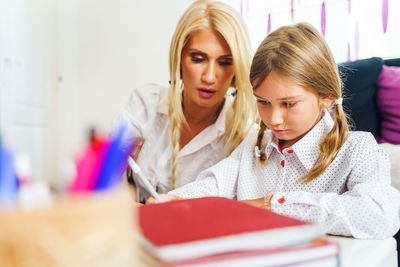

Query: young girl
[112,0,256,199]
[157,23,400,239]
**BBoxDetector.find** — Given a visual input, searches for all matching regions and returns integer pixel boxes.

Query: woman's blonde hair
[250,22,349,183]
[168,0,256,189]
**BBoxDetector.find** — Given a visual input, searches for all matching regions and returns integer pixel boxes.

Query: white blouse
[112,83,232,195]
[170,111,400,239]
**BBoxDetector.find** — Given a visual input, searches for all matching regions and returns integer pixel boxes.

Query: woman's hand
[146,194,182,204]
[131,136,144,160]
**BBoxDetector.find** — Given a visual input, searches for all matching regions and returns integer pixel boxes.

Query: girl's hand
[146,194,182,204]
[241,197,268,209]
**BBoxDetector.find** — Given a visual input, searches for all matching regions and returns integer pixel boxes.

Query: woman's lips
[198,88,216,99]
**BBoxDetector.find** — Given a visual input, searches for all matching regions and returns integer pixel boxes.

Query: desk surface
[0,189,397,267]
[327,236,398,267]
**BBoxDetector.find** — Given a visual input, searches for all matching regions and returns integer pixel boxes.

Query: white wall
[1,0,194,184]
[231,0,400,62]
[55,0,194,183]
[75,0,194,131]
[0,0,57,183]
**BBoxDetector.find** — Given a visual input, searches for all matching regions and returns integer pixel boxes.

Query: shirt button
[281,160,285,167]
[287,149,294,153]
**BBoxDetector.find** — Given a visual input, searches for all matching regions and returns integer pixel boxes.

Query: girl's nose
[202,62,216,84]
[269,107,284,126]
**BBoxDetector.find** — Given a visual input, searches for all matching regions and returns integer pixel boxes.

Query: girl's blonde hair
[250,22,349,183]
[168,0,256,189]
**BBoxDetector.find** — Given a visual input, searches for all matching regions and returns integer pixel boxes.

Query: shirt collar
[265,109,334,171]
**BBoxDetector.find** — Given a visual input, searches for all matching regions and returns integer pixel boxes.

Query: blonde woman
[159,23,400,239]
[113,0,256,199]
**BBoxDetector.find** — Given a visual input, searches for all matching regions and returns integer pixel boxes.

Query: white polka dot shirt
[170,111,400,239]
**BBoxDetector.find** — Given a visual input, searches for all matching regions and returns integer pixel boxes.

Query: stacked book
[138,197,339,267]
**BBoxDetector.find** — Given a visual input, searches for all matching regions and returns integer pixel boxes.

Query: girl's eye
[257,99,270,106]
[283,102,297,107]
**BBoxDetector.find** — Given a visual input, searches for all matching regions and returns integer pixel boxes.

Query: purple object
[321,2,326,36]
[267,13,271,34]
[382,0,388,33]
[96,126,135,190]
[0,146,19,208]
[348,0,351,14]
[291,0,294,22]
[376,65,400,145]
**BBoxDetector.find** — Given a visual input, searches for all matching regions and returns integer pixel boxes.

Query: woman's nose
[201,62,216,84]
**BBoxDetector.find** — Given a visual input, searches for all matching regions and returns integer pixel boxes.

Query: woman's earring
[323,102,328,107]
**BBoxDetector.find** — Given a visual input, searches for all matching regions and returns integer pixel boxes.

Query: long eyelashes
[190,55,232,66]
[257,99,270,105]
[218,61,232,66]
[256,99,297,108]
[191,56,203,63]
[283,102,297,107]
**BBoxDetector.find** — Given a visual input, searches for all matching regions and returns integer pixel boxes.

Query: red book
[138,197,325,261]
[161,239,339,267]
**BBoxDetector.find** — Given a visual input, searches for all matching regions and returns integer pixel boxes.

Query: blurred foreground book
[138,197,339,267]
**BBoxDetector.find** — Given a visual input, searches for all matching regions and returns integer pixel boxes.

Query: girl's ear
[319,95,335,108]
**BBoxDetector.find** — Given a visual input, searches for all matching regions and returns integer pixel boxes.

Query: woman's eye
[191,56,204,63]
[218,60,232,66]
[283,102,297,107]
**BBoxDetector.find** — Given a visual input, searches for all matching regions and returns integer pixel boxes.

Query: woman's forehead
[184,29,231,55]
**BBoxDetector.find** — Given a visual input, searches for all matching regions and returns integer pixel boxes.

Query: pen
[127,157,163,203]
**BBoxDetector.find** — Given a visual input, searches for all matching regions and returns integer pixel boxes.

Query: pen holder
[0,185,154,266]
